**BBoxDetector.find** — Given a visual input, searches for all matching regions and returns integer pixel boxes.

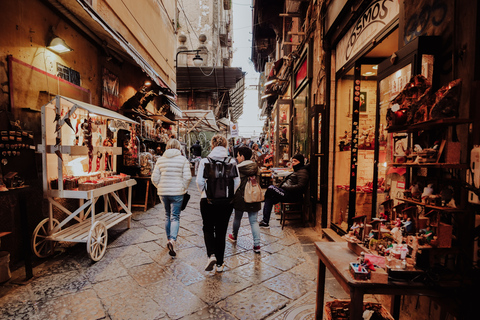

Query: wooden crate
[325,300,394,320]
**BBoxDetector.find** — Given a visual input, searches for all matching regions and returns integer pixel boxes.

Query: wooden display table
[131,176,158,211]
[315,242,460,320]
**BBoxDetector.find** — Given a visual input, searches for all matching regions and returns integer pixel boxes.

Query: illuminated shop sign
[336,0,399,72]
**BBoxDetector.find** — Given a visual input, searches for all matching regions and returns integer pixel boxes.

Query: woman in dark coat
[228,146,262,253]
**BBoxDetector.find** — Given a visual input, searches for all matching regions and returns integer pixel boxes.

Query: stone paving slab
[180,305,236,320]
[128,262,170,287]
[83,259,129,283]
[187,272,253,304]
[218,284,290,320]
[30,270,91,301]
[147,278,207,319]
[36,288,105,320]
[230,259,283,283]
[260,252,301,271]
[263,272,316,300]
[92,275,140,299]
[102,287,166,320]
[165,260,206,286]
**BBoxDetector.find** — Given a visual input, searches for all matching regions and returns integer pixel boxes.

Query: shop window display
[293,85,309,156]
[333,65,382,232]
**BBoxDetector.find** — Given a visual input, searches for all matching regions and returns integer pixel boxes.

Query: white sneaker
[216,263,225,273]
[205,255,217,271]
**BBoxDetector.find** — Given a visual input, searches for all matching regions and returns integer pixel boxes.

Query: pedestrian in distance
[151,139,192,257]
[190,140,202,175]
[228,146,262,253]
[196,134,240,272]
[259,153,309,228]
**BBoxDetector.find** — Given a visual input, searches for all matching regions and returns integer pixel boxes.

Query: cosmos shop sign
[336,0,399,72]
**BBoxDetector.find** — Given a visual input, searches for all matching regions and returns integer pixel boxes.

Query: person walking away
[196,135,240,272]
[151,139,192,256]
[259,154,309,227]
[228,147,262,253]
[190,140,202,175]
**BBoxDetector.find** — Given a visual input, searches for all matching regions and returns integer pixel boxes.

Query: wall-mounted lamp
[47,37,73,54]
[175,49,203,68]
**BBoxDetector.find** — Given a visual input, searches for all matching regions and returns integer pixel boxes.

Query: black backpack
[203,157,238,204]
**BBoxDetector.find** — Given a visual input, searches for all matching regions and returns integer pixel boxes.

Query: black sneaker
[259,221,270,228]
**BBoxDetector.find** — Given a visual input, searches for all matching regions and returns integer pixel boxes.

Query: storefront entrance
[331,29,399,234]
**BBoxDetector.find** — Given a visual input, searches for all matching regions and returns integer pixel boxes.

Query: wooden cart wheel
[87,221,108,261]
[32,218,60,258]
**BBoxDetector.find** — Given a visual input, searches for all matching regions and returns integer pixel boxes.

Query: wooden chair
[280,198,305,229]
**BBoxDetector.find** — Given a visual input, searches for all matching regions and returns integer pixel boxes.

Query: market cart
[34,96,138,261]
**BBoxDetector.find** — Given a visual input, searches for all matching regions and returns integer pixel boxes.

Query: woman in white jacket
[151,139,192,257]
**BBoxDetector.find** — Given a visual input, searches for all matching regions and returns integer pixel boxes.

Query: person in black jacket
[259,153,309,227]
[228,146,262,253]
[190,140,202,175]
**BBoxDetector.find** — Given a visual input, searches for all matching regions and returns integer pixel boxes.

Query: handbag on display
[244,176,264,203]
[181,192,190,210]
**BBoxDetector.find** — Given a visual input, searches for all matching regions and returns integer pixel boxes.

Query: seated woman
[259,154,309,227]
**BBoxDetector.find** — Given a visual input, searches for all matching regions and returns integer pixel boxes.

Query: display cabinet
[373,36,473,270]
[35,96,138,261]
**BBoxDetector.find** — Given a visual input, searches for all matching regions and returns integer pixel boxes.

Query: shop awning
[162,96,182,117]
[177,110,219,133]
[52,96,138,124]
[45,0,174,94]
[148,114,176,125]
[229,77,245,123]
[217,117,231,128]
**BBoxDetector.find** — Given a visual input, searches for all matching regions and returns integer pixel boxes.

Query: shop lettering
[346,0,393,61]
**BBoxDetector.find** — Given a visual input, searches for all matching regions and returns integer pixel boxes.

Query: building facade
[0,0,177,262]
[175,0,244,150]
[253,0,479,317]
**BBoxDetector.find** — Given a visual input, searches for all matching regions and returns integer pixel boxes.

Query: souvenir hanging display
[34,96,138,262]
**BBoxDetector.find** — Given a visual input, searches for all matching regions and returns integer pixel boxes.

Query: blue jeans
[160,195,184,241]
[232,209,261,247]
[262,185,287,223]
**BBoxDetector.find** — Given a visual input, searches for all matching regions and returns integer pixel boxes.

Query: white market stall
[34,96,138,261]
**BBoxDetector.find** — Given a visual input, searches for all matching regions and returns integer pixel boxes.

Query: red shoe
[227,234,237,243]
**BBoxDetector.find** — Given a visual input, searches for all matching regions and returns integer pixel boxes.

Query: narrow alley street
[0,181,385,320]
[0,180,320,319]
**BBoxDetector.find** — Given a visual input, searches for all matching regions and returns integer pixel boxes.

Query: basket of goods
[64,177,79,190]
[78,180,105,191]
[325,300,394,320]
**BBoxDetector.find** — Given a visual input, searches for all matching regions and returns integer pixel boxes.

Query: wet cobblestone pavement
[0,181,387,319]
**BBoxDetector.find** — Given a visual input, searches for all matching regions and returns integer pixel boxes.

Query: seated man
[259,154,309,227]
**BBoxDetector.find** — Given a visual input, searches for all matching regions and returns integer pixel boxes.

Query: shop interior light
[372,65,378,69]
[144,80,152,87]
[47,37,73,54]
